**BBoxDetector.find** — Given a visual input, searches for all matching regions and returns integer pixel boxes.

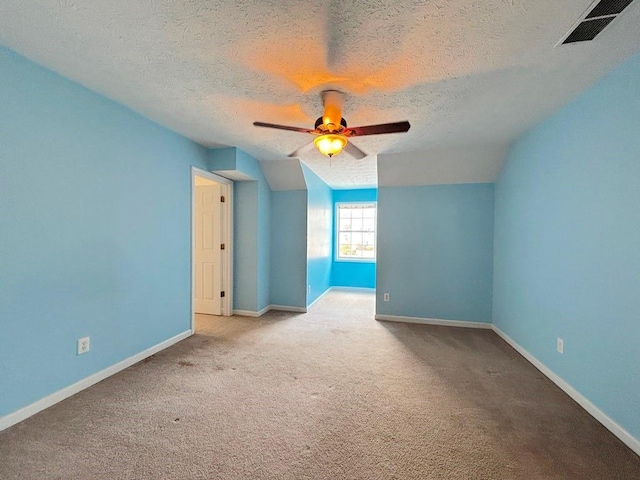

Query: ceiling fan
[253,90,410,159]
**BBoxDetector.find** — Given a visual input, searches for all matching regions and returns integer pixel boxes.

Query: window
[336,203,376,261]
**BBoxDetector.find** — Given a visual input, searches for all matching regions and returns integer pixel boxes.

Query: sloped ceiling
[1,1,639,188]
[260,159,306,191]
[378,145,509,187]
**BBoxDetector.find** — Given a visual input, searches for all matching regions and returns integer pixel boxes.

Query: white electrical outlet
[77,336,90,355]
[383,293,390,302]
[557,337,564,355]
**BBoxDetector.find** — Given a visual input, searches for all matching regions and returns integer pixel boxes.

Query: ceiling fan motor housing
[315,116,347,133]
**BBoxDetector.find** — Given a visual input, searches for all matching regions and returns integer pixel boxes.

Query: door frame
[191,167,234,332]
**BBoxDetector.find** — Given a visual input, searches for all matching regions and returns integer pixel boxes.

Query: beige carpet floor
[1,290,639,479]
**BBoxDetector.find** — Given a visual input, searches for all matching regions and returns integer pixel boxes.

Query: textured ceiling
[1,1,639,188]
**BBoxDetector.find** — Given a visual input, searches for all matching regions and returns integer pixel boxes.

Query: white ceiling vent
[561,0,635,44]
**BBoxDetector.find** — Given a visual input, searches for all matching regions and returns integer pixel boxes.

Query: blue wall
[270,191,308,308]
[300,164,333,306]
[0,47,208,417]
[208,148,271,313]
[493,53,640,441]
[332,189,377,288]
[232,181,260,311]
[376,184,494,322]
[250,155,272,312]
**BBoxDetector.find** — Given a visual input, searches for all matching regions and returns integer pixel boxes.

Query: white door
[194,182,222,315]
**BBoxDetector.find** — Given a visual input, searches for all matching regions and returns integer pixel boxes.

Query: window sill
[334,258,376,264]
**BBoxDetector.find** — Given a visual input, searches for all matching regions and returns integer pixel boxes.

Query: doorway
[191,167,233,332]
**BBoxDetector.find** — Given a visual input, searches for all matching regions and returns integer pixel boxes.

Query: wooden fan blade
[344,141,367,160]
[288,141,316,158]
[253,121,313,134]
[345,121,411,137]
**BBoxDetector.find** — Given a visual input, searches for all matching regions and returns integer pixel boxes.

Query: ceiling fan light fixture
[314,134,347,158]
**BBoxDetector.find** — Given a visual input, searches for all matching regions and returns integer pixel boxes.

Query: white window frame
[335,201,377,263]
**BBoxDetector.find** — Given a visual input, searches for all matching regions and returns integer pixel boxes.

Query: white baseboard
[232,305,271,317]
[233,304,307,317]
[375,314,493,330]
[492,326,640,456]
[232,309,258,317]
[0,330,192,432]
[269,305,307,313]
[306,287,332,309]
[235,288,373,316]
[330,286,375,293]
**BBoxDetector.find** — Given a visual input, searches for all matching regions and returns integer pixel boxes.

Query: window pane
[340,243,355,257]
[351,232,363,250]
[339,218,351,231]
[351,207,364,219]
[362,218,375,232]
[363,232,375,247]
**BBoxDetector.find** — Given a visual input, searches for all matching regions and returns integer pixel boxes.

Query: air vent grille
[586,0,634,18]
[563,17,615,44]
[561,0,636,45]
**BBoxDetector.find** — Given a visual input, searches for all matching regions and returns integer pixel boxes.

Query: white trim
[233,304,308,316]
[232,305,271,317]
[375,314,493,329]
[269,305,307,313]
[0,330,192,432]
[334,258,377,264]
[492,326,640,456]
[306,287,332,309]
[330,286,375,293]
[223,184,234,317]
[191,167,234,331]
[191,167,233,185]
